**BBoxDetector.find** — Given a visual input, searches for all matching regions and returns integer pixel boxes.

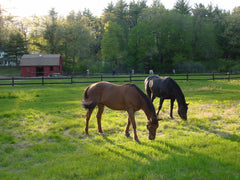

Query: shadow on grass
[100,135,239,179]
[185,122,240,143]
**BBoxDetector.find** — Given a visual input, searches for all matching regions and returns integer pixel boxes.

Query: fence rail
[0,72,240,86]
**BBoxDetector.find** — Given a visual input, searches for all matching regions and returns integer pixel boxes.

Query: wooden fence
[0,72,240,87]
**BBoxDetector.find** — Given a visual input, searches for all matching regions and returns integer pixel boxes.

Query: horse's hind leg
[151,95,156,102]
[125,117,131,137]
[146,88,152,99]
[96,104,104,134]
[170,99,175,119]
[85,109,93,135]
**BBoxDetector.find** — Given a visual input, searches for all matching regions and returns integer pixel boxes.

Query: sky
[1,0,239,18]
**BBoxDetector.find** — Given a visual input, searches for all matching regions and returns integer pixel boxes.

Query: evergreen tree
[4,31,28,66]
[43,8,60,53]
[174,0,191,15]
[128,0,147,29]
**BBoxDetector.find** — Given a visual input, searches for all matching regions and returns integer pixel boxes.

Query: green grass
[0,80,239,179]
[0,67,21,76]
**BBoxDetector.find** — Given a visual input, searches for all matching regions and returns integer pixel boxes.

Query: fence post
[186,73,189,81]
[42,76,44,86]
[71,75,73,84]
[130,74,132,82]
[12,77,14,87]
[101,75,103,81]
[227,72,230,81]
[212,72,215,81]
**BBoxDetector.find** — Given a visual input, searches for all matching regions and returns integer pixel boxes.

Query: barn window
[50,66,53,71]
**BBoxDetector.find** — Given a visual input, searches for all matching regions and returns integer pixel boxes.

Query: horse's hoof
[125,132,130,137]
[99,132,105,136]
[135,139,140,143]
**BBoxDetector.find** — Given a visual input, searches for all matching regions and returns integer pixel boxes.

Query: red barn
[20,54,62,77]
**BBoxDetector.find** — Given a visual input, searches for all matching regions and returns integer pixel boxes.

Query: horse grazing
[82,81,160,142]
[145,75,188,120]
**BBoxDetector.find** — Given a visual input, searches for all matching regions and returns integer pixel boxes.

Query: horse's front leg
[156,98,164,116]
[96,104,104,134]
[127,110,139,142]
[125,117,131,137]
[170,99,175,119]
[85,109,93,135]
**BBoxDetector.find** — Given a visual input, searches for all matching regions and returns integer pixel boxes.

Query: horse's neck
[174,88,186,107]
[141,99,156,120]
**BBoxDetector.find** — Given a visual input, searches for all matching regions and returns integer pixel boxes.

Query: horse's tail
[82,86,97,110]
[144,78,151,97]
[144,76,158,98]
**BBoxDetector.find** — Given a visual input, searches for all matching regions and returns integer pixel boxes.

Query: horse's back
[148,76,177,98]
[106,83,144,110]
[86,82,142,110]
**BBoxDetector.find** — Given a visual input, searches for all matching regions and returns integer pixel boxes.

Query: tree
[101,21,124,70]
[128,22,156,72]
[0,6,15,49]
[152,0,164,8]
[28,16,46,53]
[140,7,193,71]
[62,11,94,74]
[4,31,28,66]
[174,0,191,15]
[113,0,128,21]
[224,13,240,59]
[128,0,147,29]
[191,4,223,63]
[42,8,61,53]
[104,2,114,13]
[102,2,115,24]
[233,6,240,15]
[0,6,5,48]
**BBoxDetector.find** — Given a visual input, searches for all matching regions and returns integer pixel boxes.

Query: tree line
[1,0,240,74]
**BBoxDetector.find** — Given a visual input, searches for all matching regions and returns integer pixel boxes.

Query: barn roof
[20,54,61,66]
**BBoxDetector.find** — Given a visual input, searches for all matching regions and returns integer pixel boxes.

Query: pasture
[0,79,239,179]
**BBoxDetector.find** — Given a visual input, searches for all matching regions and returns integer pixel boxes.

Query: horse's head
[147,118,160,140]
[178,103,189,120]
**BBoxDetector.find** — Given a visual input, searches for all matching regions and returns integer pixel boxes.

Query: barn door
[36,66,44,76]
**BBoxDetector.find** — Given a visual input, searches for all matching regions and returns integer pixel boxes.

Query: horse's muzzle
[148,135,155,140]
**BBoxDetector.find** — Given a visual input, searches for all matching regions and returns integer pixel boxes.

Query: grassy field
[0,79,239,179]
[0,67,21,76]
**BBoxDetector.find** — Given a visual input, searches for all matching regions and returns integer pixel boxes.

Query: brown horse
[82,81,160,142]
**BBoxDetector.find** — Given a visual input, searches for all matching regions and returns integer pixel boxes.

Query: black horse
[144,75,188,120]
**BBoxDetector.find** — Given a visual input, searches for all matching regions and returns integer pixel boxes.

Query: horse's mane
[125,83,156,114]
[167,78,186,103]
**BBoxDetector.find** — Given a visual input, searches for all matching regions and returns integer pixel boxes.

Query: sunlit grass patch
[198,86,220,91]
